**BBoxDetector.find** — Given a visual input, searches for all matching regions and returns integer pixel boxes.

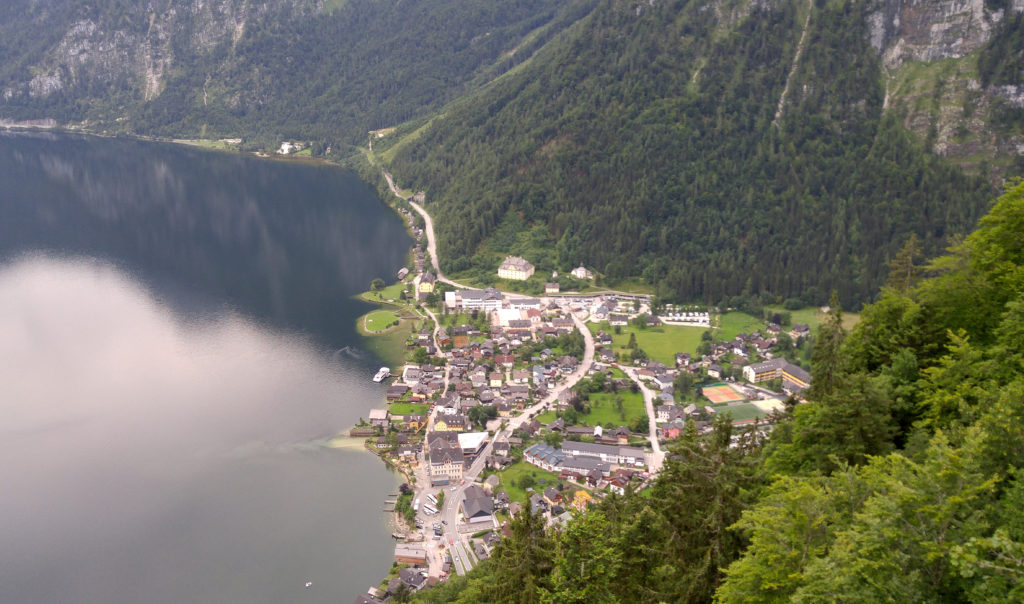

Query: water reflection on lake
[0,133,411,604]
[0,255,400,604]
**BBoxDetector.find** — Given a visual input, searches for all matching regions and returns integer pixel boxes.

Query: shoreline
[5,124,424,594]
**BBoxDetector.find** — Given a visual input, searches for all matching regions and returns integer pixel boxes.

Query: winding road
[429,311,596,576]
[382,164,666,577]
[623,367,665,474]
[381,168,467,289]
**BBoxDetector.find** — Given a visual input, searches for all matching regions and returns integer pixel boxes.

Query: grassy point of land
[364,310,400,332]
[360,280,409,304]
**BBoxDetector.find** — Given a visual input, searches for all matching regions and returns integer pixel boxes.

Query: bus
[423,505,438,515]
[413,498,420,512]
[426,494,439,506]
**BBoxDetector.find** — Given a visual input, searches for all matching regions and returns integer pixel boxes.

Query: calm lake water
[0,132,412,603]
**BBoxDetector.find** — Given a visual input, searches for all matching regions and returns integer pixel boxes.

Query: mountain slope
[0,0,582,145]
[381,0,1018,307]
[2,0,1021,306]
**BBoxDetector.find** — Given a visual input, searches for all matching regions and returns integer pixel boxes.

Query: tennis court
[703,384,746,403]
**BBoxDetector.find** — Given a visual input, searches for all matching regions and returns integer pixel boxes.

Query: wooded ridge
[410,179,1024,604]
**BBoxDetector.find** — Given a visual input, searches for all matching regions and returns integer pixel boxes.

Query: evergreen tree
[482,501,553,603]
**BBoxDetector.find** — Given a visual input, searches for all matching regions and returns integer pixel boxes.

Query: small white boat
[372,367,390,382]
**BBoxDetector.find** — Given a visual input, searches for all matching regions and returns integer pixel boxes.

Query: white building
[571,265,594,280]
[498,256,535,281]
[445,288,503,311]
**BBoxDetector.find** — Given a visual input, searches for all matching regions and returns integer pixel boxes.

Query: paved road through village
[382,166,668,577]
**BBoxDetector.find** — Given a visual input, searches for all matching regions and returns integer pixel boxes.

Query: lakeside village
[351,247,818,601]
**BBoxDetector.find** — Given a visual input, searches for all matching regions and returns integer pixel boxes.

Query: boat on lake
[373,367,390,382]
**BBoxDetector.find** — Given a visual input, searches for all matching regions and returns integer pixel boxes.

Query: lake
[0,132,412,603]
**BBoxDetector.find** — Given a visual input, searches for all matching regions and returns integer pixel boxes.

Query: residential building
[394,543,427,565]
[561,441,645,466]
[428,437,464,486]
[445,288,503,311]
[572,490,593,511]
[782,363,812,392]
[523,442,565,471]
[461,485,495,525]
[434,414,467,432]
[743,358,788,383]
[414,271,435,301]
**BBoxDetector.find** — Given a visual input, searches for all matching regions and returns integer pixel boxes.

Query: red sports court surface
[703,384,745,403]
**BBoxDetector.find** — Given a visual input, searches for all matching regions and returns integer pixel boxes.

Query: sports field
[703,384,745,403]
[711,402,769,422]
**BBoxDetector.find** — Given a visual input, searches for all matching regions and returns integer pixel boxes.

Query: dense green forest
[409,180,1024,603]
[382,0,1000,308]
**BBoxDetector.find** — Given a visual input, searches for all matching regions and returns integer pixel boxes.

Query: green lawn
[495,461,568,505]
[709,402,769,422]
[535,385,644,428]
[364,310,400,332]
[577,390,646,427]
[716,312,765,341]
[588,321,705,364]
[763,305,860,331]
[535,410,558,424]
[388,402,429,415]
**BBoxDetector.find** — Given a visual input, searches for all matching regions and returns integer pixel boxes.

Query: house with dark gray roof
[461,485,494,524]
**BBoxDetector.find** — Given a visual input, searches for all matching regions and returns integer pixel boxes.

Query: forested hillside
[411,180,1024,603]
[0,0,585,147]
[381,0,1015,307]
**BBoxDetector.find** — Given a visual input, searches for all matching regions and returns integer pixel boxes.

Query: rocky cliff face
[868,0,1005,68]
[6,0,317,105]
[867,0,1024,175]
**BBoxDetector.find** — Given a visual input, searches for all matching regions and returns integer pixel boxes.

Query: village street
[423,312,596,576]
[385,169,670,579]
[380,167,466,289]
[622,367,666,474]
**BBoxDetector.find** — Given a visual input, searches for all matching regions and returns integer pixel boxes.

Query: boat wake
[332,345,365,361]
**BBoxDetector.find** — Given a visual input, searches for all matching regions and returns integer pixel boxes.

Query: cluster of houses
[682,324,813,394]
[369,290,595,506]
[522,440,647,495]
[584,294,651,322]
[357,553,433,602]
